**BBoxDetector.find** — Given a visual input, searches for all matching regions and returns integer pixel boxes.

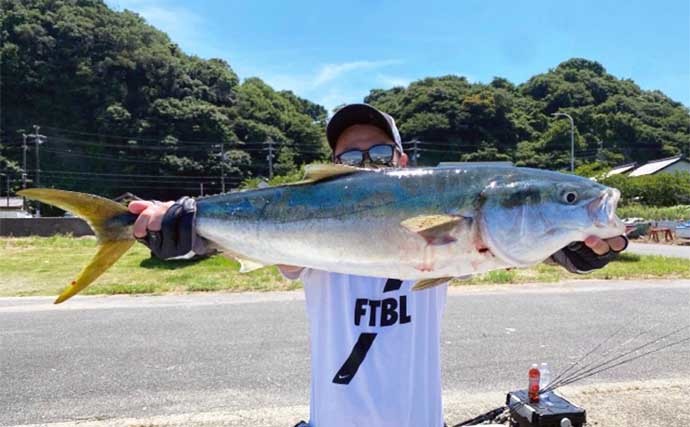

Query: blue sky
[107,0,690,112]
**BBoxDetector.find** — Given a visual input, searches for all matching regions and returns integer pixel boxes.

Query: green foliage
[617,204,690,221]
[574,162,611,178]
[366,58,689,168]
[0,0,326,199]
[460,143,512,162]
[1,0,688,201]
[601,172,690,206]
[240,165,305,189]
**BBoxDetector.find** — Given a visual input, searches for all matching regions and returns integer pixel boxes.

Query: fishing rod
[543,323,658,392]
[542,324,690,394]
[544,324,626,391]
[542,334,690,393]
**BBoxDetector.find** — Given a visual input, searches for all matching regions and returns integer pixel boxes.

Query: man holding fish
[126,104,627,427]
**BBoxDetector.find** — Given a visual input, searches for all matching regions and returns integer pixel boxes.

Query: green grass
[1,236,689,298]
[617,204,690,221]
[0,236,300,297]
[459,253,690,285]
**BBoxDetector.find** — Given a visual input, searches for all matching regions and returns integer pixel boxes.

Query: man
[128,104,627,426]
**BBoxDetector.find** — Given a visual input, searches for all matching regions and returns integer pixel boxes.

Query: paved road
[2,280,690,426]
[628,242,690,259]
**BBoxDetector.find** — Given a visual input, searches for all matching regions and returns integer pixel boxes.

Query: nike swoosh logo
[337,374,351,379]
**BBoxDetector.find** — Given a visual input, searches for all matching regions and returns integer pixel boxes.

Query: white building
[605,162,637,177]
[0,197,31,218]
[628,156,690,177]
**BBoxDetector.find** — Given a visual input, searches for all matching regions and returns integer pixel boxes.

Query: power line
[35,169,243,181]
[43,126,326,146]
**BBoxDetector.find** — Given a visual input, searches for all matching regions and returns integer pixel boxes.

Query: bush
[617,204,690,221]
[601,172,690,206]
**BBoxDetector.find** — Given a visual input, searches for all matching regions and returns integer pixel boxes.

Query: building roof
[0,197,25,209]
[628,155,687,177]
[605,162,637,177]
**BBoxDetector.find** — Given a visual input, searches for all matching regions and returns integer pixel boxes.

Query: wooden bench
[649,227,674,242]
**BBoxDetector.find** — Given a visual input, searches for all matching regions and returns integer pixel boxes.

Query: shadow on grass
[615,253,641,263]
[139,255,207,270]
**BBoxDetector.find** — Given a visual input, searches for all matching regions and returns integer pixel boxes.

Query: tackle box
[506,389,586,427]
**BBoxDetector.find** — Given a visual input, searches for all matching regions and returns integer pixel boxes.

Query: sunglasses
[334,143,398,167]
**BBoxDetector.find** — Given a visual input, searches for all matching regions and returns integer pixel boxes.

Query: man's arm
[550,235,628,273]
[129,200,306,277]
[277,265,305,280]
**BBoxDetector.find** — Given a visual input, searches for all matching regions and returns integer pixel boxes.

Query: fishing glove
[139,197,210,260]
[550,236,628,274]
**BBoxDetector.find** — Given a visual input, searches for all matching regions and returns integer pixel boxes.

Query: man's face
[333,124,408,168]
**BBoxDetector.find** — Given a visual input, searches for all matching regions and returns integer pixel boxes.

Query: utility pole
[552,112,575,172]
[220,141,226,193]
[21,133,28,189]
[21,133,28,211]
[200,182,204,196]
[597,139,604,163]
[30,125,47,217]
[0,173,8,207]
[411,139,420,167]
[266,140,275,179]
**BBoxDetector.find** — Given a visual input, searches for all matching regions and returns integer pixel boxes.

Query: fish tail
[17,188,137,304]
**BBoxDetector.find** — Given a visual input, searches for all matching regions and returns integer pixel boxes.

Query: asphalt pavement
[627,242,690,259]
[2,280,690,426]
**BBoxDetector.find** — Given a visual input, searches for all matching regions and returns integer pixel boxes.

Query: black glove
[550,235,628,274]
[138,197,205,260]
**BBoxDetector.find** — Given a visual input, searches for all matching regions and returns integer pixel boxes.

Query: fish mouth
[589,188,625,234]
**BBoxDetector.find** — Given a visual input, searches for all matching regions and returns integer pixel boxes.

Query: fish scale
[18,163,625,303]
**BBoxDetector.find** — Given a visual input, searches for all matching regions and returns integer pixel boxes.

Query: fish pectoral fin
[235,257,269,273]
[401,214,463,245]
[412,277,452,291]
[295,163,361,184]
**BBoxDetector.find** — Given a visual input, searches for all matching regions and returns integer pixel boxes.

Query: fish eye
[562,191,578,204]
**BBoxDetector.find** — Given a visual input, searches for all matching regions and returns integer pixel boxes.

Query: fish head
[477,170,625,267]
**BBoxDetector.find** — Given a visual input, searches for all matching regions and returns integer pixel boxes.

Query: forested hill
[366,59,689,169]
[1,1,689,200]
[0,0,328,198]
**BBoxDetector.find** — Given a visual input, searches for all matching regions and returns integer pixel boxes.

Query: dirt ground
[16,379,690,427]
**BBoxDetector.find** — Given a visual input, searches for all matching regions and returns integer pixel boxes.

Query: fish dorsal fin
[412,277,451,291]
[301,163,361,183]
[401,214,464,245]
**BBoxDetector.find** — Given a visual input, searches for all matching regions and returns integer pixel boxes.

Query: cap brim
[326,104,397,151]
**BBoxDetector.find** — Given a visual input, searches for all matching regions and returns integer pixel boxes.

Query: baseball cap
[326,103,403,153]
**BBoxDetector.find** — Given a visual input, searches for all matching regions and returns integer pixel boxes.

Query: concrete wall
[0,218,94,237]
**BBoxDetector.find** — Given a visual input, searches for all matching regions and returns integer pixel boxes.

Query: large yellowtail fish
[19,164,624,304]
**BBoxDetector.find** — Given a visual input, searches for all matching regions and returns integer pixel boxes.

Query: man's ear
[399,152,409,167]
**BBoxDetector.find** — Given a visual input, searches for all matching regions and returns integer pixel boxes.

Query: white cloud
[256,59,403,112]
[313,60,401,86]
[106,0,203,51]
[377,74,411,88]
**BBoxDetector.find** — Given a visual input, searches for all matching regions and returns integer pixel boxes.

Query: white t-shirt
[295,268,448,427]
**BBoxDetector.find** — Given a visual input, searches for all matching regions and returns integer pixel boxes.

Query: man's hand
[128,198,200,259]
[550,234,628,274]
[583,235,627,255]
[128,200,174,238]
